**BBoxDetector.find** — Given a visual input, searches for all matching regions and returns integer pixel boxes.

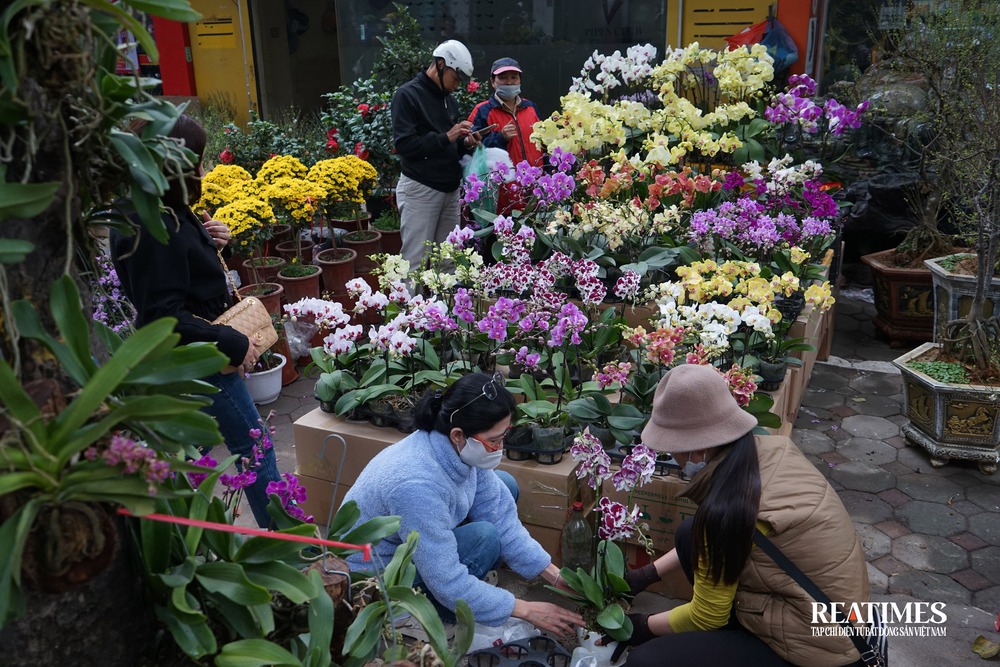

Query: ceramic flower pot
[316,247,358,295]
[244,353,286,405]
[757,360,788,392]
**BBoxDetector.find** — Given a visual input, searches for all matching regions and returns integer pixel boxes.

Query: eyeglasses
[450,372,505,424]
[473,427,512,452]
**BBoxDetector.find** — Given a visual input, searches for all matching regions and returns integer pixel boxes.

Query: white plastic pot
[244,353,286,405]
[570,627,621,667]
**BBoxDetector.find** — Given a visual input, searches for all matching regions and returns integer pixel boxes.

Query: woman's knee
[495,470,519,503]
[455,521,501,576]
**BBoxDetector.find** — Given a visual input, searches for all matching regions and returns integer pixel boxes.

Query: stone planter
[342,230,382,274]
[861,249,935,343]
[277,265,321,304]
[893,342,1000,474]
[316,247,357,295]
[926,254,1000,342]
[245,353,286,405]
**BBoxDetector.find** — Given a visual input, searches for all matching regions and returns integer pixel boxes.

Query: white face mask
[683,460,708,478]
[496,84,521,100]
[459,437,503,470]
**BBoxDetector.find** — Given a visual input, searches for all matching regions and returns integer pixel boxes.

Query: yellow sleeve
[667,521,771,633]
[666,557,738,632]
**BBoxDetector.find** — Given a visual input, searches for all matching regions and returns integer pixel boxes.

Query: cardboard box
[293,409,400,485]
[498,455,595,530]
[296,472,352,528]
[602,473,697,554]
[523,523,564,567]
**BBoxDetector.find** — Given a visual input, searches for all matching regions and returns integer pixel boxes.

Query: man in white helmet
[392,40,482,270]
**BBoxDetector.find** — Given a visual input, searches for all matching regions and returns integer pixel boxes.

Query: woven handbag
[211,251,278,373]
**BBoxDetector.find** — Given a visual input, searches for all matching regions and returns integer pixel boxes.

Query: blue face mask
[496,84,521,100]
[683,460,708,479]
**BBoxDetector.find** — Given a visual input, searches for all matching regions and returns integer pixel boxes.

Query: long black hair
[406,372,516,438]
[690,431,761,585]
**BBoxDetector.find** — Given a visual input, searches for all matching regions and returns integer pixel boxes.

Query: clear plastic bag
[284,318,319,360]
[467,617,540,653]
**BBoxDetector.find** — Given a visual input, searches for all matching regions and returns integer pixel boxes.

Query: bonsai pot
[926,254,1000,342]
[342,230,382,273]
[277,264,321,304]
[316,247,358,295]
[894,342,1000,474]
[861,249,935,343]
[238,282,284,317]
[245,353,286,405]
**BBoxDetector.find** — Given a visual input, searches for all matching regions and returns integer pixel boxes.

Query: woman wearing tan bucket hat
[611,364,872,667]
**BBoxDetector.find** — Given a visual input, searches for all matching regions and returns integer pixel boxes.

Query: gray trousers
[396,173,461,271]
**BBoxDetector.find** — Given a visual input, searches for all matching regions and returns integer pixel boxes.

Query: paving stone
[885,435,907,449]
[949,531,990,551]
[867,562,889,595]
[896,501,967,537]
[967,484,1000,512]
[896,473,964,503]
[891,534,968,573]
[948,471,992,489]
[826,426,851,442]
[883,461,916,477]
[828,404,857,418]
[792,429,835,456]
[794,411,836,430]
[808,367,851,390]
[873,554,912,577]
[801,388,846,410]
[950,569,994,592]
[874,519,911,538]
[840,414,900,440]
[896,446,934,471]
[839,490,894,524]
[856,524,892,559]
[848,395,902,418]
[836,437,900,465]
[971,546,1000,582]
[967,512,1000,546]
[889,571,972,605]
[830,461,896,493]
[849,372,903,396]
[972,586,1000,613]
[877,489,912,509]
[820,451,849,465]
[887,415,910,427]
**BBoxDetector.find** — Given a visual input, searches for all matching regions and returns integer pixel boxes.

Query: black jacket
[110,206,249,367]
[392,71,471,192]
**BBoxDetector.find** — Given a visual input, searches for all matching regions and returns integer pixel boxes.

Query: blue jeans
[414,470,519,622]
[202,371,283,528]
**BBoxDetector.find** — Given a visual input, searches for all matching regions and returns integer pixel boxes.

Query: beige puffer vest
[734,436,869,667]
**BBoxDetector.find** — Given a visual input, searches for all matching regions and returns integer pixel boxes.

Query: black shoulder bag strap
[753,529,884,667]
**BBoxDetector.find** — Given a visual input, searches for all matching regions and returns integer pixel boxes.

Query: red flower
[327,127,338,141]
[326,138,339,153]
[358,103,370,117]
[466,80,480,93]
[219,148,234,164]
[354,142,369,160]
[269,153,278,158]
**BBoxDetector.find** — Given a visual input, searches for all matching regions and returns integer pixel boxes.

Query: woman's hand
[512,599,583,638]
[540,563,572,591]
[241,339,263,373]
[501,121,517,141]
[201,212,231,249]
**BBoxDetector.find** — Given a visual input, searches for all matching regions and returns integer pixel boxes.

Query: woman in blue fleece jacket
[343,372,584,636]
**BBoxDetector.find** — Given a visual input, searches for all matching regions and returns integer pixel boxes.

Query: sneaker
[484,569,499,587]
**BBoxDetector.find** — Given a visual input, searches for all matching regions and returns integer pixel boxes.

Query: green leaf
[304,569,334,667]
[157,557,198,587]
[81,0,160,63]
[0,499,41,628]
[155,605,216,658]
[327,500,361,539]
[51,276,99,376]
[342,600,387,660]
[385,587,452,664]
[233,524,318,564]
[122,343,228,384]
[194,562,272,606]
[203,593,267,639]
[0,360,44,441]
[121,0,202,22]
[243,561,318,604]
[340,515,401,556]
[596,603,625,630]
[603,540,625,579]
[0,238,33,264]
[216,639,303,667]
[578,570,604,609]
[130,184,168,243]
[0,174,59,222]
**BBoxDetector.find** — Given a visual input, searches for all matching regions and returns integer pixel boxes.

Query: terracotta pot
[275,238,315,265]
[316,247,358,295]
[275,335,300,386]
[242,256,286,284]
[375,228,402,255]
[342,231,382,273]
[277,266,321,305]
[327,213,371,234]
[238,282,284,316]
[271,223,294,246]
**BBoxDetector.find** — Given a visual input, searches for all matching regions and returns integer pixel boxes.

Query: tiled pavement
[242,287,1000,665]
